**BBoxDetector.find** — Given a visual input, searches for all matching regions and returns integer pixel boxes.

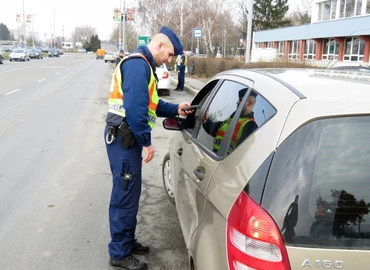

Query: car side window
[218,88,276,156]
[183,80,219,134]
[196,80,251,154]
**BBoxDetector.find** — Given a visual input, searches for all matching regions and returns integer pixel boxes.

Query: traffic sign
[138,36,152,47]
[193,28,203,39]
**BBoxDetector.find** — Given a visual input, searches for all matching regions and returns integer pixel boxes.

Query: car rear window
[262,116,370,250]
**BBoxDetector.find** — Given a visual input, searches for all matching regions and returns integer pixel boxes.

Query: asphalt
[170,71,206,95]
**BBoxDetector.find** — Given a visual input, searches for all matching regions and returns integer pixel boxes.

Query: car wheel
[0,57,3,64]
[10,59,12,62]
[162,153,175,204]
[105,60,107,63]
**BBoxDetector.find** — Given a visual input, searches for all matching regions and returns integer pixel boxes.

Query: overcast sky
[1,0,303,42]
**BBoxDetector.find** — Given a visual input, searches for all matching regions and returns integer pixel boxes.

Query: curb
[170,78,199,96]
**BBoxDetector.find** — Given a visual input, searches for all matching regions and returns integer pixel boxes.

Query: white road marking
[0,61,60,74]
[55,72,60,75]
[38,78,46,82]
[4,89,20,96]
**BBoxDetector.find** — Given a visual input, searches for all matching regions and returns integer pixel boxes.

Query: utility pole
[245,0,254,63]
[22,0,26,44]
[53,8,56,48]
[122,0,126,51]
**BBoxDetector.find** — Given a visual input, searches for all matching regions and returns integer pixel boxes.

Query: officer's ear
[157,42,164,52]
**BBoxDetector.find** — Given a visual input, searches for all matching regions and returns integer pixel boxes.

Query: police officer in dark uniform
[116,49,125,66]
[104,27,192,270]
[174,53,186,91]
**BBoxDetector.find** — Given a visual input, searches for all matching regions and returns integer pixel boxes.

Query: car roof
[217,68,370,100]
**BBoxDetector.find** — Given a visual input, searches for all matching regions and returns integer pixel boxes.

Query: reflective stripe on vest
[107,53,159,129]
[213,117,255,153]
[176,54,187,66]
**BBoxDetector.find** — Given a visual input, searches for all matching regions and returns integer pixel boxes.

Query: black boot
[131,239,149,254]
[109,255,147,270]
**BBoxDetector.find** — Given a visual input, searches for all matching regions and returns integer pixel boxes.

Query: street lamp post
[245,0,254,63]
[50,23,53,48]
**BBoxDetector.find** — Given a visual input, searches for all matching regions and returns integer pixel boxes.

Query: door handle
[193,167,205,181]
[177,148,183,156]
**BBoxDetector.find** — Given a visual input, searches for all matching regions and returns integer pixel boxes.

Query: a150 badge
[302,260,344,268]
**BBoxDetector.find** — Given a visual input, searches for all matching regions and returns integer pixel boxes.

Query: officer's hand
[178,102,193,116]
[143,145,155,163]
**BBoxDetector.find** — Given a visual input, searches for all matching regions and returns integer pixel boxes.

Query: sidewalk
[170,71,207,96]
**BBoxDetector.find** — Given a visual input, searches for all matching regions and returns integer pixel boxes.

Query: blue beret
[239,88,257,99]
[159,26,183,56]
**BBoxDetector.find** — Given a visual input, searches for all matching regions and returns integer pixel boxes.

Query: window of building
[267,42,273,48]
[289,40,299,59]
[318,0,337,21]
[255,42,262,48]
[322,39,339,60]
[367,0,370,14]
[340,0,363,18]
[278,41,285,58]
[304,40,316,60]
[344,37,365,62]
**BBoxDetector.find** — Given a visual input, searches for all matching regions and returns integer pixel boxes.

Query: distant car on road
[48,48,60,58]
[57,49,64,55]
[29,49,43,59]
[156,63,171,96]
[104,52,115,63]
[96,48,106,59]
[9,49,30,61]
[0,50,4,64]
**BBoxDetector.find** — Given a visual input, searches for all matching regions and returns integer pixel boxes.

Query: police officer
[104,27,192,270]
[203,88,258,154]
[116,49,125,66]
[174,52,187,91]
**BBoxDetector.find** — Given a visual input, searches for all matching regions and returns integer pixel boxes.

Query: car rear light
[162,71,169,79]
[227,191,290,270]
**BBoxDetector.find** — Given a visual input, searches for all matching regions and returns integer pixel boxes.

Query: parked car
[104,52,115,63]
[162,68,370,270]
[57,48,63,55]
[29,49,43,59]
[0,50,4,64]
[9,49,30,61]
[156,63,171,96]
[48,48,60,57]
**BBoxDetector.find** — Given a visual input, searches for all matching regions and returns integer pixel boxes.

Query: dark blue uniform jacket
[105,46,179,147]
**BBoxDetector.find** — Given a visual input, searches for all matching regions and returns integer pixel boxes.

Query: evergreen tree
[87,34,101,52]
[0,23,10,40]
[253,0,292,31]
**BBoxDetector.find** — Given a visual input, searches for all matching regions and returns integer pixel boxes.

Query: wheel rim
[163,159,174,198]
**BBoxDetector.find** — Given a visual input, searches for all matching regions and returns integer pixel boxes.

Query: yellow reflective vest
[213,116,255,153]
[107,53,159,129]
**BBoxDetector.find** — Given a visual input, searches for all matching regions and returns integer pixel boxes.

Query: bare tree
[110,23,139,52]
[71,25,97,46]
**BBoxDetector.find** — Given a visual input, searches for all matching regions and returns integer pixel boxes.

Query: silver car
[9,49,30,62]
[162,68,370,270]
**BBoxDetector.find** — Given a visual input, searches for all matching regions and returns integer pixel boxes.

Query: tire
[105,60,107,63]
[10,59,12,62]
[162,153,175,204]
[0,57,3,64]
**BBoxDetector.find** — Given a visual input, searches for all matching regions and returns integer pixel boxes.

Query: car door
[175,77,255,248]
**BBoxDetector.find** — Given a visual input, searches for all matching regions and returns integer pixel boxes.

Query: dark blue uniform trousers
[177,67,185,89]
[104,126,143,260]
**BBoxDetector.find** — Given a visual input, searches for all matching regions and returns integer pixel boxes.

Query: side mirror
[162,117,184,130]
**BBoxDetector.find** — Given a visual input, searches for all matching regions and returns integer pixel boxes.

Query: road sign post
[192,28,203,55]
